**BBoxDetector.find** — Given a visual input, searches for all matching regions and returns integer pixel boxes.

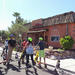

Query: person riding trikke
[18,38,28,68]
[21,38,27,64]
[38,37,46,68]
[4,39,8,54]
[6,34,16,66]
[26,37,35,68]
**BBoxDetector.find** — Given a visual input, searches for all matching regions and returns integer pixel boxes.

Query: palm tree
[13,12,20,20]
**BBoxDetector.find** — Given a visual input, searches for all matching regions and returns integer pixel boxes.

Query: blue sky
[0,0,75,30]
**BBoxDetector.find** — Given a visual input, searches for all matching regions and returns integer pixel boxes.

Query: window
[51,36,59,42]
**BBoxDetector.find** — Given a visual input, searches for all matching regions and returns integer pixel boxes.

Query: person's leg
[7,45,13,63]
[44,57,45,64]
[41,50,45,64]
[26,54,29,67]
[31,54,35,65]
[40,50,46,67]
[21,54,25,64]
[18,52,25,68]
[6,45,13,69]
[42,50,46,68]
[40,57,41,62]
[38,50,42,67]
[39,50,42,62]
[5,46,8,54]
[22,51,26,64]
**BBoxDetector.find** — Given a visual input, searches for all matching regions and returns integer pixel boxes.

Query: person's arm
[33,41,40,51]
[23,41,29,51]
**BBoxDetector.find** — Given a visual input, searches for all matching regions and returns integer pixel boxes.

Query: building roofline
[24,11,75,28]
[42,11,75,20]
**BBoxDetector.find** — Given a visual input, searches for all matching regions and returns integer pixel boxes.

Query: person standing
[38,37,46,68]
[5,39,8,54]
[6,34,16,66]
[21,39,27,64]
[18,38,27,66]
[26,37,35,68]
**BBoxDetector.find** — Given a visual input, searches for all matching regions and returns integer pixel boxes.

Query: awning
[27,29,47,33]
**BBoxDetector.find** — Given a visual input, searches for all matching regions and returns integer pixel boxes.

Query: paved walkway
[46,58,75,73]
[0,47,75,75]
[14,50,75,75]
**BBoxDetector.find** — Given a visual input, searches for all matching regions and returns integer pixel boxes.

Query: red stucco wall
[48,23,75,49]
[27,21,75,49]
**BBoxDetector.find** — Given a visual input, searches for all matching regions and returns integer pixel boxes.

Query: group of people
[18,36,46,68]
[1,34,46,68]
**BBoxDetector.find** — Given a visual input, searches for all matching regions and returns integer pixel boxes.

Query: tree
[8,12,29,39]
[60,36,74,50]
[0,30,9,42]
[13,12,20,20]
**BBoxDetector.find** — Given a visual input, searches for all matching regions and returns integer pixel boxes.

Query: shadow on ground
[25,66,38,75]
[4,64,20,74]
[0,67,5,75]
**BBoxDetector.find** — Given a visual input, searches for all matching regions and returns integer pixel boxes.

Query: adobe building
[24,11,75,49]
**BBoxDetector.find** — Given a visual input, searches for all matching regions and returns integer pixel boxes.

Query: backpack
[8,39,16,47]
[26,44,33,54]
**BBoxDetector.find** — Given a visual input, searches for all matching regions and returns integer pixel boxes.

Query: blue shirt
[26,44,33,54]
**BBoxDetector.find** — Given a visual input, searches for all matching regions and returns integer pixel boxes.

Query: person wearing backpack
[38,37,46,68]
[26,37,35,68]
[6,34,16,68]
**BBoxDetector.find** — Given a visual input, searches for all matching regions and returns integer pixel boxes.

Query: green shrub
[60,36,74,50]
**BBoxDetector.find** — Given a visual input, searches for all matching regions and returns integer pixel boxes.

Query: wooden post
[44,32,45,40]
